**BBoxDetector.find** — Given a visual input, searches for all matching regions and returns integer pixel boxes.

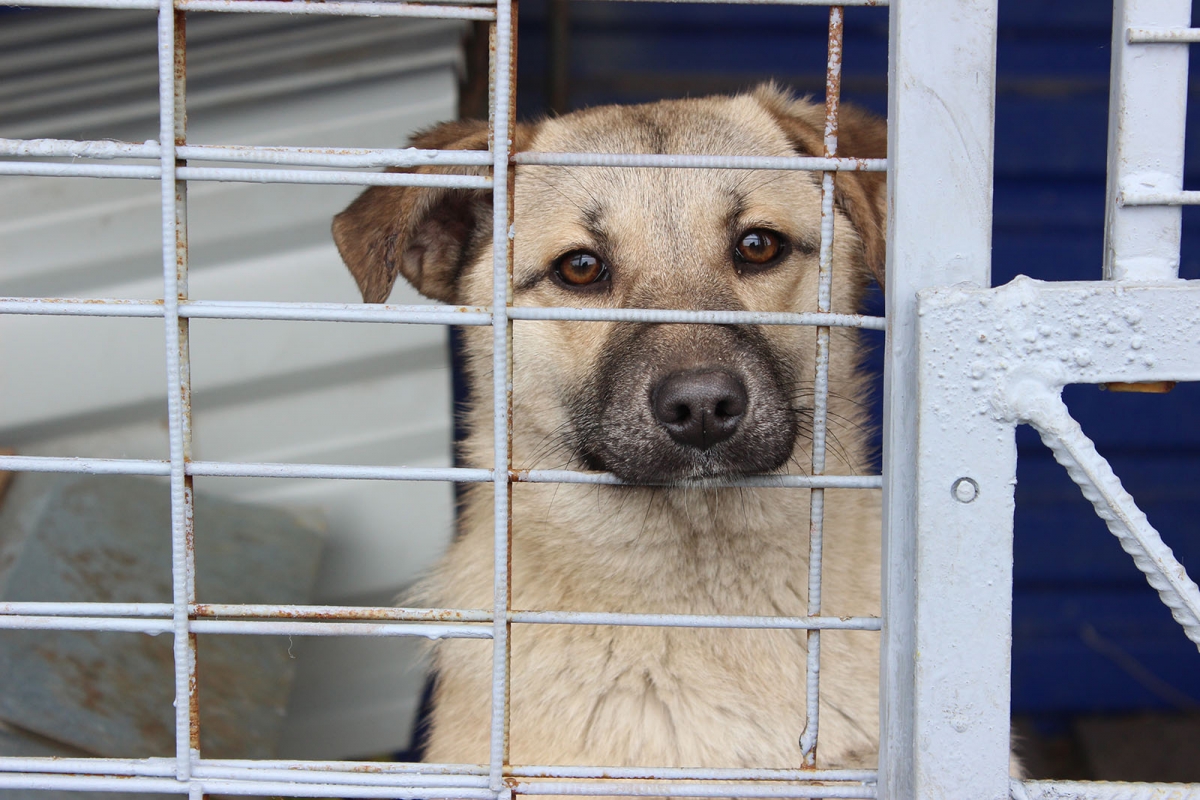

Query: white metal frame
[1,0,1198,797]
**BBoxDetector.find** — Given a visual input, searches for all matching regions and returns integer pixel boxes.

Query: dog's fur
[332,85,887,770]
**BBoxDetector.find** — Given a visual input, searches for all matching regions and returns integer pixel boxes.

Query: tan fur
[334,86,888,773]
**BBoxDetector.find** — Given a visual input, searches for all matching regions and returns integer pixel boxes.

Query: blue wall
[513,0,1200,718]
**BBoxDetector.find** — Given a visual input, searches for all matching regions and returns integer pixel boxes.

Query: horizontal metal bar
[177,165,491,188]
[182,300,493,325]
[0,161,491,189]
[0,615,175,633]
[193,765,489,788]
[0,757,876,786]
[0,602,878,633]
[0,455,880,493]
[0,602,492,623]
[0,614,491,639]
[0,454,496,482]
[511,610,881,631]
[0,454,172,476]
[1119,189,1200,206]
[509,307,887,330]
[0,602,173,617]
[0,298,495,325]
[0,298,884,329]
[191,619,492,638]
[0,161,160,180]
[0,759,174,778]
[511,767,877,783]
[511,780,875,798]
[514,152,886,172]
[191,603,493,622]
[0,0,498,18]
[188,461,492,482]
[516,469,882,489]
[0,138,496,169]
[200,758,487,777]
[0,774,496,798]
[1127,26,1200,43]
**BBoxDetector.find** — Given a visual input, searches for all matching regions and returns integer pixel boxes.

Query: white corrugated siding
[0,8,464,759]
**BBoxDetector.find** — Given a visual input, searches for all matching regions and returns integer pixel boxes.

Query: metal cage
[0,0,1197,798]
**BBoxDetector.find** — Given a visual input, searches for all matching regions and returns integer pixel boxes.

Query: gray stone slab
[0,473,324,761]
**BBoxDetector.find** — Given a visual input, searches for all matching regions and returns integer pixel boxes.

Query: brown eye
[734,229,785,268]
[554,250,609,288]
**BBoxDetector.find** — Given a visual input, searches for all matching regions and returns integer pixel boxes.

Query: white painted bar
[1103,0,1191,280]
[880,0,1000,796]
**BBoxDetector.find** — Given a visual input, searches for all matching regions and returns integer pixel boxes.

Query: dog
[332,85,887,772]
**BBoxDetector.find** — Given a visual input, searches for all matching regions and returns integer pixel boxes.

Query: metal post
[1103,0,1191,281]
[880,0,1001,796]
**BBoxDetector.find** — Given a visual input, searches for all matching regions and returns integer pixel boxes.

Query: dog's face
[333,87,885,483]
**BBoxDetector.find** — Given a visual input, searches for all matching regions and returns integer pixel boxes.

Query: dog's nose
[652,370,748,450]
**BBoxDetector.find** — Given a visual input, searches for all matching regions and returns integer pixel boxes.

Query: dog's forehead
[529,94,792,158]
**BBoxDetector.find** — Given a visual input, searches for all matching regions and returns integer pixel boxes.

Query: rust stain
[1102,380,1176,394]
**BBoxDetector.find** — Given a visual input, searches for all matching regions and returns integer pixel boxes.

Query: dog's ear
[333,120,521,304]
[753,85,887,291]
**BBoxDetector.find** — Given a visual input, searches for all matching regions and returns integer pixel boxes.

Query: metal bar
[514,469,882,488]
[0,0,499,18]
[509,611,881,630]
[0,774,497,798]
[488,0,518,790]
[1128,26,1200,42]
[152,0,196,780]
[1021,394,1200,651]
[510,781,876,799]
[514,152,885,171]
[0,615,491,638]
[1,140,882,173]
[1102,0,1191,280]
[0,160,492,188]
[1118,190,1200,206]
[880,0,1001,795]
[0,297,882,328]
[0,298,494,325]
[0,138,494,168]
[800,6,843,764]
[0,602,878,631]
[508,307,886,329]
[0,453,880,489]
[510,767,878,783]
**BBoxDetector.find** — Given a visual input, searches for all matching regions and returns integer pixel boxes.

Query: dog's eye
[734,229,785,269]
[554,250,609,288]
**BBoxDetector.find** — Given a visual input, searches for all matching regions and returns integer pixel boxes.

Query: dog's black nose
[652,370,748,450]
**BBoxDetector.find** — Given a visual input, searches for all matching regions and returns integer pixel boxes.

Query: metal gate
[0,0,1196,798]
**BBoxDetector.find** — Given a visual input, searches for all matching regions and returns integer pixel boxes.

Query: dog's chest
[506,619,812,767]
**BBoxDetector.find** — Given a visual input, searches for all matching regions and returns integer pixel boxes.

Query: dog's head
[333,86,885,483]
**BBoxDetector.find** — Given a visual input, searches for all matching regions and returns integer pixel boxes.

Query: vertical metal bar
[799,5,842,766]
[1102,0,1190,281]
[880,0,1000,796]
[156,0,199,781]
[488,0,517,792]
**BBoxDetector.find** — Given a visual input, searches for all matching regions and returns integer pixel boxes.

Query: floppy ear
[753,85,888,291]
[332,120,506,304]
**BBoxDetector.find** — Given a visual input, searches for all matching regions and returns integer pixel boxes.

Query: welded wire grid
[0,0,885,798]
